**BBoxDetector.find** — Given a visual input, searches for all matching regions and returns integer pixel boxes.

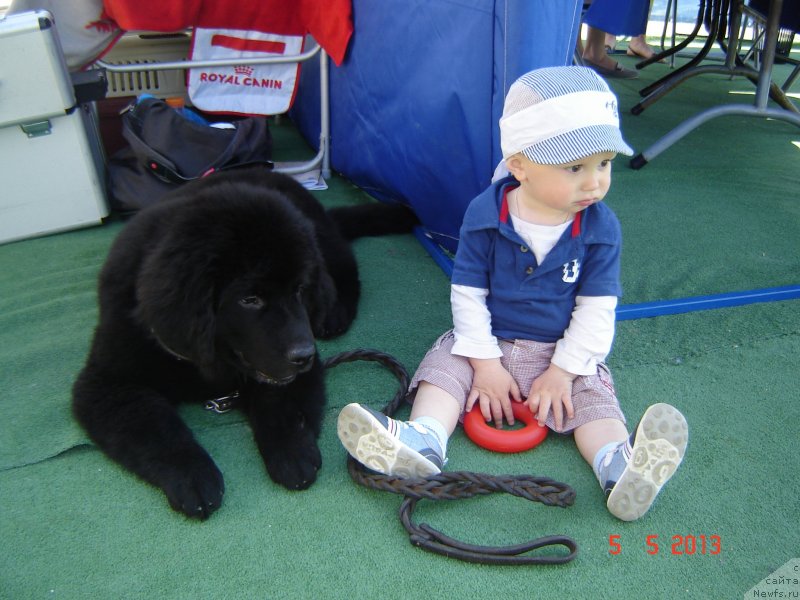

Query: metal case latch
[20,120,52,138]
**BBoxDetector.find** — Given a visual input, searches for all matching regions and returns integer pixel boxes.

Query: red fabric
[499,186,514,224]
[211,35,287,55]
[102,0,353,65]
[571,211,582,238]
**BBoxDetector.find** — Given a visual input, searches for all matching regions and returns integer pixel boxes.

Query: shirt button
[525,266,534,275]
[520,245,529,253]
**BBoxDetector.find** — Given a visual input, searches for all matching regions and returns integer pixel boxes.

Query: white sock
[412,416,449,457]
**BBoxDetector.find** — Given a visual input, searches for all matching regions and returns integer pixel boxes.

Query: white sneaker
[604,403,688,521]
[337,403,444,478]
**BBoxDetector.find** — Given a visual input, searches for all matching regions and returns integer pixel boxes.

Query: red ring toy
[463,402,547,453]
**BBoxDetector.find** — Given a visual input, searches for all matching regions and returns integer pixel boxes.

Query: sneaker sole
[337,404,441,478]
[607,403,688,521]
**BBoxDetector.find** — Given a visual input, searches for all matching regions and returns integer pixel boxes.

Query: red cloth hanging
[101,0,353,65]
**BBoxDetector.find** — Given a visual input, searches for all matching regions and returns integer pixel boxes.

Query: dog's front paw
[265,442,322,490]
[160,456,225,520]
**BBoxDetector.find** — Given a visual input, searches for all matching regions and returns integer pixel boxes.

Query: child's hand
[466,358,522,429]
[525,364,577,430]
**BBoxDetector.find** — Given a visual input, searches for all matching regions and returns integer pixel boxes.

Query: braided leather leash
[324,349,579,565]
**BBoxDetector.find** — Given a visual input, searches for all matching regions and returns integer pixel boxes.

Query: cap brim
[521,125,634,165]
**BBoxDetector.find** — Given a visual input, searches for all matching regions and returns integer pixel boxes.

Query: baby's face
[514,152,617,220]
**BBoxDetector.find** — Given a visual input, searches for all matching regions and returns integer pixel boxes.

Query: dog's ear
[135,238,218,367]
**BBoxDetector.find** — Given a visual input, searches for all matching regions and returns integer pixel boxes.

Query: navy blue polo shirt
[451,176,623,343]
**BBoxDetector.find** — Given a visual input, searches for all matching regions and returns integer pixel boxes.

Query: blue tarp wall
[292,0,583,254]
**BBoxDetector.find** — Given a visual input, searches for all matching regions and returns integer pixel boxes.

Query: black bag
[107,96,273,213]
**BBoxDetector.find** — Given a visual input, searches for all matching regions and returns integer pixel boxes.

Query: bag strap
[121,98,273,184]
[146,157,275,185]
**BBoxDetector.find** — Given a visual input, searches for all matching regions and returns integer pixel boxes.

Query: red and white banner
[100,0,352,116]
[188,28,304,115]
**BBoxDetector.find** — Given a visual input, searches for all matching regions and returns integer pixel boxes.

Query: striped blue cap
[500,66,633,164]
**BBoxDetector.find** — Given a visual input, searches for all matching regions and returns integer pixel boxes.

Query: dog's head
[212,271,316,385]
[135,185,329,385]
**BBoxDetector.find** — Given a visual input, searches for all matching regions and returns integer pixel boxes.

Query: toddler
[337,66,688,521]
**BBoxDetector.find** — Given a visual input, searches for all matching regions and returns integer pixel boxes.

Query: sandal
[626,46,666,63]
[582,57,638,80]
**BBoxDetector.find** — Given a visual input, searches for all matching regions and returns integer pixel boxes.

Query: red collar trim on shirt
[500,185,583,237]
[571,210,582,238]
[499,186,514,224]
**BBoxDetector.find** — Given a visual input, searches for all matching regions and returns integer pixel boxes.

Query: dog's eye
[238,296,264,309]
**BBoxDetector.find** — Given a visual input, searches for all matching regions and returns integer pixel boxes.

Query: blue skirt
[583,0,651,36]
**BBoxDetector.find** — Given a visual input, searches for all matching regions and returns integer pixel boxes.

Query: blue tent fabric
[582,0,650,37]
[292,0,582,254]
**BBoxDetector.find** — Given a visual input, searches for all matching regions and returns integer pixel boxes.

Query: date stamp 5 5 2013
[608,533,722,556]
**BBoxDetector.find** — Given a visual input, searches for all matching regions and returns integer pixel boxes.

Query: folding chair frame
[95,39,332,178]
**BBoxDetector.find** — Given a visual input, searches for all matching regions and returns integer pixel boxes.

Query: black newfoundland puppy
[72,168,417,519]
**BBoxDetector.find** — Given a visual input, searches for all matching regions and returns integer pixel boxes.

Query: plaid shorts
[408,330,625,433]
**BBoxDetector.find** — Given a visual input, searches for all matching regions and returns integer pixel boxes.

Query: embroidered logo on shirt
[562,259,580,283]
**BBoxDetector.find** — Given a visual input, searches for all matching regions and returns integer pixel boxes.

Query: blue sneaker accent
[603,403,688,521]
[337,403,444,478]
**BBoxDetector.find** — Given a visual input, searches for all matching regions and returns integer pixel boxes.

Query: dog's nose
[286,344,315,368]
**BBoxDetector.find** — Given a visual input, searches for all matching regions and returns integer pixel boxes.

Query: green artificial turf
[1,48,799,600]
